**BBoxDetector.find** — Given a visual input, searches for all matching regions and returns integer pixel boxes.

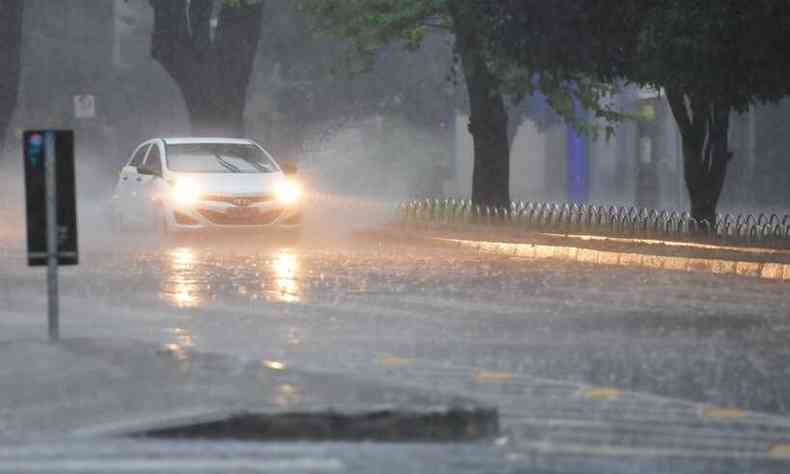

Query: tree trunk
[181,81,246,137]
[0,0,22,157]
[150,0,264,137]
[666,89,732,227]
[448,1,510,208]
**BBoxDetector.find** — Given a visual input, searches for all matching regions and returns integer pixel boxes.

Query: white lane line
[0,458,346,472]
[517,441,790,461]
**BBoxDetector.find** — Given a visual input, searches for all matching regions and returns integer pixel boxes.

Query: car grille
[197,208,283,226]
[173,211,199,225]
[201,194,274,206]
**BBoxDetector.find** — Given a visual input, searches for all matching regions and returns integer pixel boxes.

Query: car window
[129,144,150,168]
[144,144,163,175]
[165,143,279,174]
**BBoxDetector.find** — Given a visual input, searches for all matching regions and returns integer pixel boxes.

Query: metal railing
[399,199,790,247]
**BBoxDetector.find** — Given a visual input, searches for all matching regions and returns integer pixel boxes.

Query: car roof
[160,137,257,145]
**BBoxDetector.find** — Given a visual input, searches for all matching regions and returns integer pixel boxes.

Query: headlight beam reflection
[269,250,302,303]
[161,247,203,309]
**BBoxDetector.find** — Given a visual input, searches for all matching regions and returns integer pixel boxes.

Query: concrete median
[437,237,790,281]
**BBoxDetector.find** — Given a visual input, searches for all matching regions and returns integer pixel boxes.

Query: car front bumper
[164,201,302,233]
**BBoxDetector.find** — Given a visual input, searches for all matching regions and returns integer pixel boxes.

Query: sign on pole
[23,130,78,342]
[73,94,96,119]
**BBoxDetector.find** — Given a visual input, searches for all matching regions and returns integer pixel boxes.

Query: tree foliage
[304,0,623,135]
[632,1,790,113]
[300,0,634,206]
[252,0,457,161]
[301,0,515,206]
[487,0,790,222]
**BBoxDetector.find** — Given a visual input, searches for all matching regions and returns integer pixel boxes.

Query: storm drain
[130,408,499,442]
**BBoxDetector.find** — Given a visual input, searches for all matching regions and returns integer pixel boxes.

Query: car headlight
[274,179,302,205]
[170,177,201,206]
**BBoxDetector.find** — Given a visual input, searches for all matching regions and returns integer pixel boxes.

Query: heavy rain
[1,1,790,472]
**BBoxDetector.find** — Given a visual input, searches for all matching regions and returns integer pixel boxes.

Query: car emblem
[233,198,250,207]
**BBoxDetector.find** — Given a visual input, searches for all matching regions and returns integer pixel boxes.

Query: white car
[111,137,303,234]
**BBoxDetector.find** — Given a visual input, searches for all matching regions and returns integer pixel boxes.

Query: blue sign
[27,133,43,167]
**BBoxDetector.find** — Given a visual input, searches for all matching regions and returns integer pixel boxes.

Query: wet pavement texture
[2,221,790,471]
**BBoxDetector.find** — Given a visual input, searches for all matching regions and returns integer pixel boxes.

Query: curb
[434,237,790,282]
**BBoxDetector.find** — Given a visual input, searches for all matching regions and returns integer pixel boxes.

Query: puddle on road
[158,246,306,308]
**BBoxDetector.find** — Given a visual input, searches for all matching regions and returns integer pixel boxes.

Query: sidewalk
[388,225,790,281]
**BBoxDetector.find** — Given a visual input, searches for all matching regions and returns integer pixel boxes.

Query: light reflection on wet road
[146,236,497,311]
[158,244,305,307]
[133,234,790,417]
[4,225,790,466]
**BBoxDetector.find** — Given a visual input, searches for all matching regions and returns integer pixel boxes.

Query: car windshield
[165,143,278,174]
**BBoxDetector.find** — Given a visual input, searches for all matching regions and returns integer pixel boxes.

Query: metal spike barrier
[398,199,790,248]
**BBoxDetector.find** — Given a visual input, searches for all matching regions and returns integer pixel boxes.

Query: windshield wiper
[212,153,242,173]
[244,158,271,173]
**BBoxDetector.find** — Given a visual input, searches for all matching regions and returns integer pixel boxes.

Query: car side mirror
[138,165,160,177]
[280,160,298,176]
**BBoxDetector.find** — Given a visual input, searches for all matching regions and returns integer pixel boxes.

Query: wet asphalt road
[6,229,788,413]
[3,210,790,470]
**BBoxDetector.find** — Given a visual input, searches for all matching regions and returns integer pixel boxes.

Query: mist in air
[2,0,790,248]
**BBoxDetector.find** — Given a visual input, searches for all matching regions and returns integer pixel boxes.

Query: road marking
[703,407,747,419]
[379,356,415,366]
[474,371,514,382]
[581,387,623,400]
[768,443,790,457]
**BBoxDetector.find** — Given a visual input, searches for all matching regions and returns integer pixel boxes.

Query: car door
[139,140,166,228]
[114,142,151,225]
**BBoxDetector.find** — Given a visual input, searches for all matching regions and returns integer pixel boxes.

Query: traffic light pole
[44,131,59,342]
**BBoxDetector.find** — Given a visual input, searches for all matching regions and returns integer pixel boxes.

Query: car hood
[169,172,286,195]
